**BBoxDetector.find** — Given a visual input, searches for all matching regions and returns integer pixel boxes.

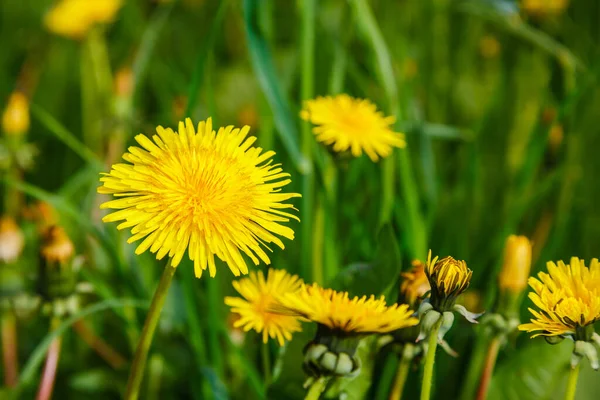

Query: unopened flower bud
[498,235,532,294]
[38,226,77,302]
[2,92,29,136]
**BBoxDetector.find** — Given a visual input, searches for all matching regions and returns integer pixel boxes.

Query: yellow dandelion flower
[225,269,303,346]
[399,260,430,306]
[498,235,532,293]
[425,251,472,310]
[278,283,418,334]
[519,258,600,338]
[98,118,300,278]
[45,0,123,39]
[300,94,405,162]
[2,91,29,136]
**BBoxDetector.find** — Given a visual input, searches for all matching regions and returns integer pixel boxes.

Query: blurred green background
[1,0,599,399]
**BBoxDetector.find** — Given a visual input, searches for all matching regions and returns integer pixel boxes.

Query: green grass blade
[243,0,311,174]
[31,104,103,169]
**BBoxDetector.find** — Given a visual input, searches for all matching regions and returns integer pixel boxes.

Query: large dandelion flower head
[519,258,600,339]
[425,251,472,311]
[98,118,300,278]
[45,0,123,39]
[278,283,418,335]
[300,94,405,162]
[225,268,303,346]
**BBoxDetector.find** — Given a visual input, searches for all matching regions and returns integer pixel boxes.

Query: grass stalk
[124,265,175,400]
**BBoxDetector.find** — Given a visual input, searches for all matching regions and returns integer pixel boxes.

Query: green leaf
[243,0,311,174]
[487,339,573,400]
[329,225,402,298]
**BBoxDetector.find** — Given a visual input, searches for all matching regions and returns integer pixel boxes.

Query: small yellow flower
[98,118,300,278]
[0,216,24,263]
[498,235,532,293]
[45,0,123,39]
[300,94,405,162]
[425,251,472,311]
[399,260,430,307]
[2,92,29,135]
[278,283,418,334]
[519,258,600,338]
[225,269,303,346]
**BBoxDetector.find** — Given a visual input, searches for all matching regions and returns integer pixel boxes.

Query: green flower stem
[305,377,329,400]
[475,337,501,400]
[124,265,176,400]
[564,364,580,400]
[300,0,316,281]
[389,346,412,400]
[420,319,442,400]
[261,341,271,387]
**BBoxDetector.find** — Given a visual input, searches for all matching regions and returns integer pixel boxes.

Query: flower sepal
[453,304,483,324]
[572,340,599,370]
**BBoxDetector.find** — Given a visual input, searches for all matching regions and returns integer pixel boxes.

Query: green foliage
[1,0,599,399]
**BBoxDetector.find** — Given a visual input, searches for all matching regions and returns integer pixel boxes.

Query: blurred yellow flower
[41,226,75,264]
[278,283,418,334]
[98,118,300,278]
[399,260,430,306]
[425,251,472,310]
[498,235,532,293]
[300,94,405,162]
[519,257,600,338]
[521,0,569,16]
[225,269,303,346]
[479,35,501,59]
[2,92,29,136]
[45,0,123,39]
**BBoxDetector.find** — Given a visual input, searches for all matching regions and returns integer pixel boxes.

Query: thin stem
[300,0,316,281]
[1,312,19,387]
[312,195,325,284]
[564,364,580,400]
[206,276,224,379]
[36,318,62,400]
[305,377,329,400]
[475,337,501,400]
[261,341,271,387]
[389,346,412,400]
[72,319,127,370]
[420,320,442,400]
[124,265,176,400]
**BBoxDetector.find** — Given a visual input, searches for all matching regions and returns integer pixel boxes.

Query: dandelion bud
[479,35,501,59]
[0,216,24,264]
[425,251,472,312]
[399,260,430,307]
[38,226,76,302]
[2,92,29,136]
[498,235,532,294]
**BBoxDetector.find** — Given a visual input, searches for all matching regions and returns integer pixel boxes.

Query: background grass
[1,0,600,399]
